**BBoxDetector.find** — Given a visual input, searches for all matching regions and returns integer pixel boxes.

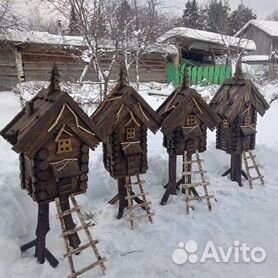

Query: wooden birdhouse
[157,74,220,207]
[210,63,269,186]
[0,65,105,270]
[91,72,160,225]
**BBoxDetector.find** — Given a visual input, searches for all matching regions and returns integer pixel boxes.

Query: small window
[223,119,229,129]
[126,128,136,140]
[244,116,250,125]
[57,138,72,154]
[186,115,197,126]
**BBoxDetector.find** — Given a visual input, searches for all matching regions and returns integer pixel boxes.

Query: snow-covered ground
[0,83,277,278]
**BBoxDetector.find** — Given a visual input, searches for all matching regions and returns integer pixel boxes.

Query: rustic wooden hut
[235,20,278,56]
[0,65,106,274]
[210,64,270,186]
[91,71,161,226]
[157,73,220,208]
[0,29,178,91]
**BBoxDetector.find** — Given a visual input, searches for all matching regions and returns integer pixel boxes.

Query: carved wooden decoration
[157,71,221,206]
[91,69,161,223]
[209,62,269,186]
[0,64,105,273]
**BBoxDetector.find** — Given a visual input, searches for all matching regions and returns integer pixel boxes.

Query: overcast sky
[12,0,277,21]
[161,0,277,18]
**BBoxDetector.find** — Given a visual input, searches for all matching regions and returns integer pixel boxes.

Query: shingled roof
[209,73,270,121]
[0,65,104,157]
[157,78,221,135]
[91,82,161,137]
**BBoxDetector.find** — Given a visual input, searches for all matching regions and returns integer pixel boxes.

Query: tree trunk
[35,202,50,264]
[230,153,243,186]
[59,194,81,249]
[160,154,177,205]
[117,177,128,219]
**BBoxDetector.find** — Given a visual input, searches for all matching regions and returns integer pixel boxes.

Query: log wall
[0,43,18,91]
[0,42,169,91]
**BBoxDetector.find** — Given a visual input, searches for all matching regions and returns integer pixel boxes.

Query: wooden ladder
[125,174,154,229]
[55,195,106,278]
[183,150,214,214]
[242,150,264,189]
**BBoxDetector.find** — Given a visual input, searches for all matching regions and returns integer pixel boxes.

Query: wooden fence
[167,62,232,86]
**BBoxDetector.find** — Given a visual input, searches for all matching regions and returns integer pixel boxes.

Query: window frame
[57,138,73,154]
[126,127,136,140]
[223,119,229,129]
[186,115,198,126]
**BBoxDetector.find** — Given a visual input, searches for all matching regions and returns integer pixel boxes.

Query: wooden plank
[183,182,209,187]
[60,222,94,238]
[127,212,155,222]
[64,240,99,257]
[68,259,106,278]
[183,170,207,174]
[125,192,149,199]
[57,206,80,218]
[186,195,214,201]
[126,201,151,210]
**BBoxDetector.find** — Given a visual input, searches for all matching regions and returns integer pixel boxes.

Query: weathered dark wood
[158,77,220,205]
[0,65,105,267]
[59,191,81,249]
[230,153,243,186]
[210,68,269,186]
[34,202,50,264]
[38,160,49,171]
[117,178,128,219]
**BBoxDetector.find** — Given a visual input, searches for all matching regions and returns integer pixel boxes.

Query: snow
[1,29,178,55]
[1,29,86,46]
[242,55,270,62]
[0,82,277,278]
[157,27,256,51]
[235,20,278,38]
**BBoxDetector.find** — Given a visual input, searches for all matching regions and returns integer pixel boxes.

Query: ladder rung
[124,180,146,187]
[57,206,80,218]
[249,176,264,181]
[125,192,149,199]
[183,182,209,188]
[186,195,214,201]
[60,222,94,238]
[127,202,151,210]
[64,240,99,257]
[127,212,155,222]
[183,170,207,175]
[244,155,256,160]
[247,165,259,169]
[183,159,204,164]
[68,258,106,278]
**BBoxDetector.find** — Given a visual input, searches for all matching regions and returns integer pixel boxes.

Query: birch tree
[0,0,21,37]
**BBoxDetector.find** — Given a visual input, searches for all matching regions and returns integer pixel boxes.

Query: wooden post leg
[160,154,176,205]
[117,177,128,219]
[59,195,81,249]
[230,153,243,186]
[35,202,50,264]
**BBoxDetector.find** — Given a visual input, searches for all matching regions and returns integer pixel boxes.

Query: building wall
[0,43,18,91]
[0,42,170,91]
[239,25,272,55]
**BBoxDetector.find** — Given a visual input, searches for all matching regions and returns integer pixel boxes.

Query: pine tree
[182,0,201,29]
[227,3,257,35]
[207,0,230,33]
[68,5,80,36]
